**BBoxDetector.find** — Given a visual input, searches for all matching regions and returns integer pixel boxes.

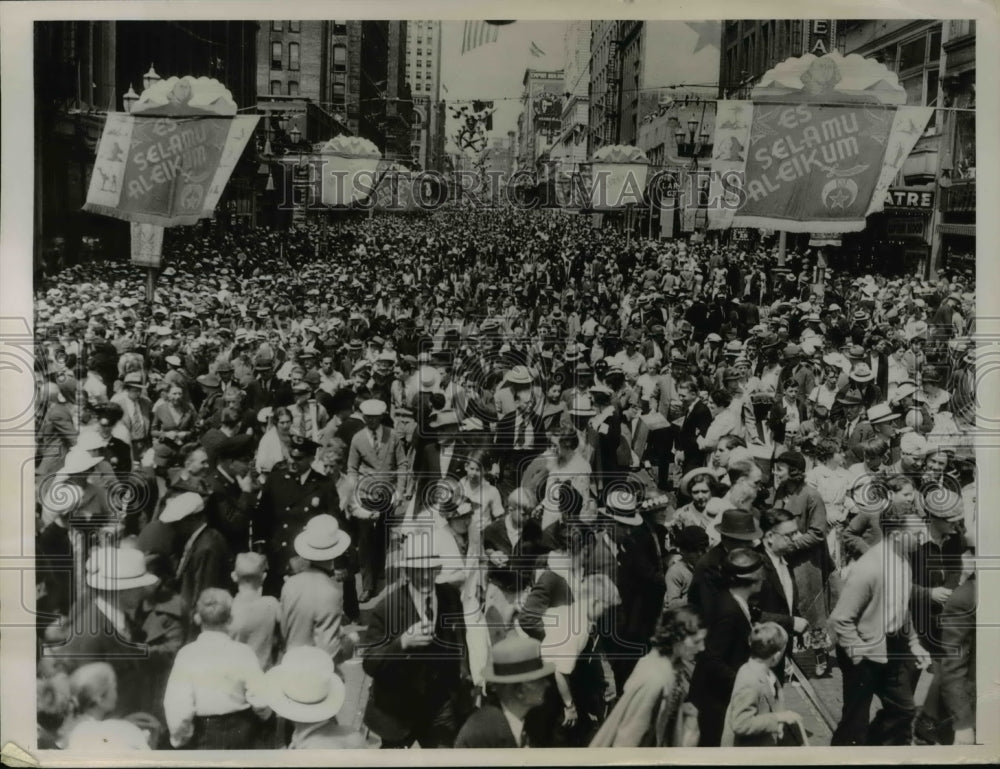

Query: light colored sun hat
[57,448,104,477]
[159,492,205,524]
[86,547,159,591]
[600,488,641,526]
[398,532,442,569]
[264,646,346,723]
[482,635,555,684]
[294,515,352,562]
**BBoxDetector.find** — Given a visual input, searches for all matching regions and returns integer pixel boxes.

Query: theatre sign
[884,187,935,209]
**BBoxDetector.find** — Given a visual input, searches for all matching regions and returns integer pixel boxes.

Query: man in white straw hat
[454,635,555,748]
[264,645,372,749]
[45,547,159,717]
[280,514,354,663]
[361,533,466,748]
[159,491,231,623]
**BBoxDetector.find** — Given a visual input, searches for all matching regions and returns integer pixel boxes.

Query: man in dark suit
[362,535,467,749]
[244,354,283,413]
[599,490,666,691]
[253,435,340,596]
[675,376,713,473]
[754,508,809,680]
[689,548,765,747]
[43,547,158,717]
[482,487,545,595]
[410,410,467,516]
[159,491,231,634]
[494,366,547,495]
[688,509,763,624]
[203,435,258,556]
[455,635,554,748]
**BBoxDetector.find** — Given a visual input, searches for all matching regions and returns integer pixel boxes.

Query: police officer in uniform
[253,434,342,598]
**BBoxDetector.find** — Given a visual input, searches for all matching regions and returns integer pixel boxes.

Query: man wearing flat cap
[254,434,341,597]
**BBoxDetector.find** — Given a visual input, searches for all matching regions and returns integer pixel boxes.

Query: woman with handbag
[589,607,705,747]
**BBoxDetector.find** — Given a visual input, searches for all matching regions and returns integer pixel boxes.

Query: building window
[289,42,300,70]
[417,37,423,44]
[333,22,347,35]
[417,48,422,55]
[288,21,300,33]
[288,80,299,96]
[271,21,282,31]
[333,44,346,72]
[271,42,282,70]
[270,79,281,95]
[333,82,346,102]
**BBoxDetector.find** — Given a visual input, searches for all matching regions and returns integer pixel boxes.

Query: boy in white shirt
[164,588,270,749]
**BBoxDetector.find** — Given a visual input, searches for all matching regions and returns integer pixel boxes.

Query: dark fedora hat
[714,509,763,541]
[723,547,765,581]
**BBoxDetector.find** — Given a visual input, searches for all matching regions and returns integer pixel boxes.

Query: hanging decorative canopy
[130,76,238,116]
[318,135,382,159]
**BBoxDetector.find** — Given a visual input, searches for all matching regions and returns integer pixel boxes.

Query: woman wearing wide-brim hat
[264,646,377,749]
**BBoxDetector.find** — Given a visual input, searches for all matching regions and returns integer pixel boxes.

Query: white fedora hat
[294,515,352,562]
[264,646,346,723]
[86,547,159,591]
[58,448,103,477]
[398,532,442,569]
[159,492,205,524]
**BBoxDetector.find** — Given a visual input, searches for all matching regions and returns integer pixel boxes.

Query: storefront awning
[936,223,976,237]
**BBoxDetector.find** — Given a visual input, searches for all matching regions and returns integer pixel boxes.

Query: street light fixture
[289,124,302,144]
[122,84,139,113]
[687,120,699,142]
[142,64,161,92]
[278,112,289,131]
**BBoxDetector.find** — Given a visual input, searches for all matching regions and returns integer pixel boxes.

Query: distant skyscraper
[406,20,444,169]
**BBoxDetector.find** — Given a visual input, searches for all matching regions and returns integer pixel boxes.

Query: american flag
[461,20,499,55]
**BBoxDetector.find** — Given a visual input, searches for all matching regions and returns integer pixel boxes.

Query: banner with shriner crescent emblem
[708,52,932,233]
[83,76,258,227]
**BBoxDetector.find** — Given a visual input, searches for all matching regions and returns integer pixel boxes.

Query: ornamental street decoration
[450,102,495,154]
[708,53,932,233]
[588,144,650,210]
[318,135,383,207]
[84,77,258,227]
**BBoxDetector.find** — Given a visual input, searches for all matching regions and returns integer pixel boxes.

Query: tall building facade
[839,19,975,276]
[588,21,621,156]
[257,20,411,160]
[517,68,564,171]
[718,20,835,98]
[406,20,445,170]
[552,21,591,175]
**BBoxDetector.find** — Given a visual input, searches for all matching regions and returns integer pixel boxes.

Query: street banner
[589,145,649,210]
[129,222,164,267]
[320,136,382,207]
[84,77,257,226]
[708,53,932,232]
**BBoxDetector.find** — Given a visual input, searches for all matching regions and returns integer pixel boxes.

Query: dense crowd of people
[33,208,977,750]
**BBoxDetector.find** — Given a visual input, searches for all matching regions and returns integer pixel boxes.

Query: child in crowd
[721,622,804,747]
[163,588,270,749]
[228,552,281,671]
